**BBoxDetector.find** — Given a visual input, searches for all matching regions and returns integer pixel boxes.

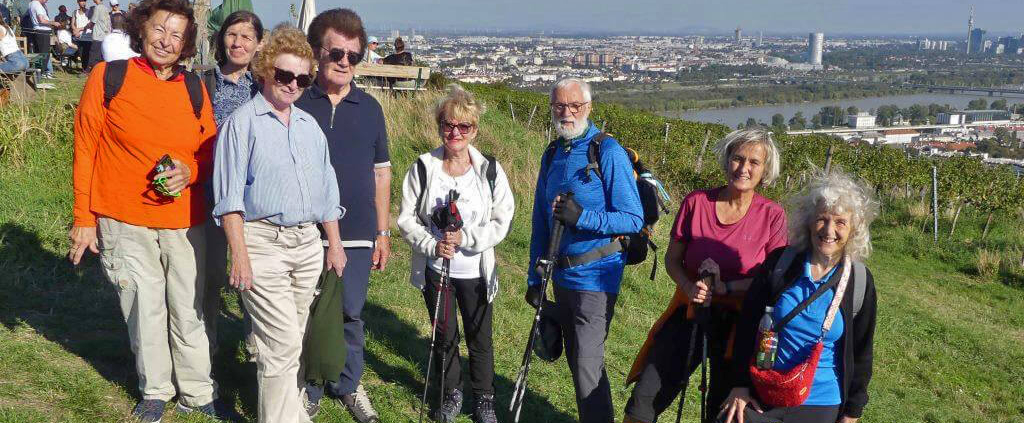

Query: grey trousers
[553,284,618,423]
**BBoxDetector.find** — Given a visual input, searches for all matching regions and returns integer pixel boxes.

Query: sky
[39,0,1024,36]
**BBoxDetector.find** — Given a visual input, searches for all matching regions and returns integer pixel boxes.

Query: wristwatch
[376,230,392,237]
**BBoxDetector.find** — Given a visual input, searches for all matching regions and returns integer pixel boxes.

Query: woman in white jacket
[397,84,515,423]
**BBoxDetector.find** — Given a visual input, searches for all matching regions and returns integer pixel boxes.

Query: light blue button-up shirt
[212,92,344,227]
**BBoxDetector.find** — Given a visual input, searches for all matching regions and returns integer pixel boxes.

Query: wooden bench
[355,63,431,92]
[16,36,28,54]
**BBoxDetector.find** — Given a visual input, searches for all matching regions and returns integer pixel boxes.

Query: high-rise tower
[967,6,975,54]
[808,32,824,65]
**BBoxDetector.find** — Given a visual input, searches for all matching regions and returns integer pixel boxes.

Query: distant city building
[969,28,986,54]
[998,36,1020,55]
[937,112,966,125]
[735,27,742,43]
[964,109,1012,123]
[966,5,975,54]
[808,32,824,65]
[847,112,876,129]
[881,129,920,145]
[757,31,763,47]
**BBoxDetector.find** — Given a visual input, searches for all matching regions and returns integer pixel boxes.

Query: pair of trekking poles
[676,271,715,423]
[419,189,465,423]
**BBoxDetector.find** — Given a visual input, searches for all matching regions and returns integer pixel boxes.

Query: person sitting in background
[397,84,515,423]
[54,4,71,28]
[0,21,28,73]
[25,0,62,79]
[56,25,79,58]
[382,36,412,66]
[720,170,879,423]
[623,128,787,423]
[365,35,381,63]
[68,0,222,421]
[101,12,138,61]
[213,25,345,423]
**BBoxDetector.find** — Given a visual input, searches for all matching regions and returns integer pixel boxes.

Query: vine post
[694,129,711,173]
[824,144,834,174]
[932,166,938,242]
[509,100,516,122]
[527,105,538,129]
[662,123,670,166]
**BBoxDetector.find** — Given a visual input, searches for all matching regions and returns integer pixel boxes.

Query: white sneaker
[339,384,379,423]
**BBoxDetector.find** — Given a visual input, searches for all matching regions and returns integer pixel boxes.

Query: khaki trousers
[97,217,215,406]
[240,221,323,423]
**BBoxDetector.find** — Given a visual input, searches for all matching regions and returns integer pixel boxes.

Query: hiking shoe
[339,384,379,423]
[132,399,167,423]
[176,400,232,421]
[431,388,463,423]
[472,393,497,423]
[304,395,321,419]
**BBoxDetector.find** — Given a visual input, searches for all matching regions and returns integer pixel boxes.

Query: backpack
[770,246,868,319]
[541,132,672,280]
[413,153,499,224]
[102,59,205,119]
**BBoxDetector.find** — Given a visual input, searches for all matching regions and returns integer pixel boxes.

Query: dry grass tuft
[976,248,1002,278]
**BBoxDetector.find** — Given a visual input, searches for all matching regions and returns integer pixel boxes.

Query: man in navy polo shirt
[298,9,391,423]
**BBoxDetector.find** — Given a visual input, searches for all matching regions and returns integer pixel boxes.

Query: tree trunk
[193,0,212,66]
[982,213,994,240]
[949,203,963,237]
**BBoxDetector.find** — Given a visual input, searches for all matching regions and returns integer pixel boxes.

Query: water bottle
[755,306,778,370]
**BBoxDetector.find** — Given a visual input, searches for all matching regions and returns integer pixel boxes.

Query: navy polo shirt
[296,82,390,247]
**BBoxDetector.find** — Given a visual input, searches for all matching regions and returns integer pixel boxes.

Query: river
[665,93,1024,128]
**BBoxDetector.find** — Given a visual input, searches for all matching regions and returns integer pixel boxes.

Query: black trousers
[625,306,737,423]
[422,266,495,397]
[553,284,618,423]
[87,40,103,70]
[75,40,92,69]
[715,404,839,423]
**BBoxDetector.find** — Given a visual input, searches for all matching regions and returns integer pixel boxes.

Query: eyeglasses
[550,102,589,114]
[273,67,313,88]
[321,47,363,65]
[443,122,476,134]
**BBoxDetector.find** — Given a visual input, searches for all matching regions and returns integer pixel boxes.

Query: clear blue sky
[42,0,1024,36]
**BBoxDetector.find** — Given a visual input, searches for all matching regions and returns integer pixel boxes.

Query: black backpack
[541,132,671,280]
[102,59,205,120]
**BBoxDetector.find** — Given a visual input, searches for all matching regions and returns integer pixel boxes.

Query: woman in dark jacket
[720,170,879,423]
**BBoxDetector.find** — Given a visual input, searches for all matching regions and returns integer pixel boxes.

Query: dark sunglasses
[273,67,313,88]
[443,122,476,134]
[322,47,363,65]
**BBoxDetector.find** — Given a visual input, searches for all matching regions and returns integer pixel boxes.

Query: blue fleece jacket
[528,122,644,293]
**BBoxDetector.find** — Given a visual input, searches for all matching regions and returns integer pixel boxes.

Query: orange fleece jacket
[73,58,215,229]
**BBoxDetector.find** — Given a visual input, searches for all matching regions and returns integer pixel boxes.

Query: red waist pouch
[748,341,823,408]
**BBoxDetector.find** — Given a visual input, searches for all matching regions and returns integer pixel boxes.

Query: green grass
[1,77,1022,422]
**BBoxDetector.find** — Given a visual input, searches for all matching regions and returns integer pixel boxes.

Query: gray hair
[787,169,880,261]
[714,128,781,186]
[550,78,592,102]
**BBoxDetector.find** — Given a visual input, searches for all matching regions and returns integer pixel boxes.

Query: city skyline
[236,0,1022,36]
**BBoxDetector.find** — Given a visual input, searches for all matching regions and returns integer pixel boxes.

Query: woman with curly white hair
[719,170,879,423]
[625,128,788,423]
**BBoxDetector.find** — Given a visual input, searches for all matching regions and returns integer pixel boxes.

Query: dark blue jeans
[307,246,373,401]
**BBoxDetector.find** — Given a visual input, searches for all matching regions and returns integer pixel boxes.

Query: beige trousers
[97,217,215,406]
[240,220,323,423]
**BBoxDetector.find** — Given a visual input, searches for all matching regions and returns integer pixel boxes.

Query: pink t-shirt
[672,187,788,284]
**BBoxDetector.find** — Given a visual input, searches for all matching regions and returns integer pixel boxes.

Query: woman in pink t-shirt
[624,128,788,423]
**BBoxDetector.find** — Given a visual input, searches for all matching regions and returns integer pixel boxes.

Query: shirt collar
[131,57,185,82]
[214,66,253,86]
[309,80,362,104]
[253,91,308,122]
[803,254,840,285]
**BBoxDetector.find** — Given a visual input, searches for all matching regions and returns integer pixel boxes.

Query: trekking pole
[436,256,452,416]
[419,190,464,423]
[510,193,570,423]
[675,271,714,423]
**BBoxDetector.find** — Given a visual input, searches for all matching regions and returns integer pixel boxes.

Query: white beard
[553,116,588,140]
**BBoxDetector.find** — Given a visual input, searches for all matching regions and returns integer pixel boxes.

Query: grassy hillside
[0,78,1022,423]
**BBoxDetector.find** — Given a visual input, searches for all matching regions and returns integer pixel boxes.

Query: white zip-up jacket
[397,144,515,303]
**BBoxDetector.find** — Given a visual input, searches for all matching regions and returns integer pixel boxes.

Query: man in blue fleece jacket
[526,78,643,423]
